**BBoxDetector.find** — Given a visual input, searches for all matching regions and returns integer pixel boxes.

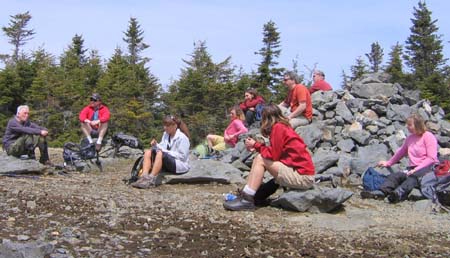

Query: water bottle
[223,193,237,201]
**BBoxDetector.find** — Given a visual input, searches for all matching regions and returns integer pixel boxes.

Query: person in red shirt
[223,104,315,211]
[309,70,332,94]
[278,71,313,129]
[239,88,265,127]
[79,93,110,151]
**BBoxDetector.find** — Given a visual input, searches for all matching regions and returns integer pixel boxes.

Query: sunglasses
[90,98,99,102]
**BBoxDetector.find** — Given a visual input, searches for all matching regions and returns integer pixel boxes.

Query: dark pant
[151,148,177,173]
[6,134,49,164]
[245,110,255,127]
[379,165,433,201]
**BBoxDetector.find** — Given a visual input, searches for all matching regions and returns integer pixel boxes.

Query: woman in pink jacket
[206,105,248,152]
[361,113,439,203]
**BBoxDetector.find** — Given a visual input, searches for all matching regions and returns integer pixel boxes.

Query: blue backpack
[362,167,387,191]
[255,103,264,121]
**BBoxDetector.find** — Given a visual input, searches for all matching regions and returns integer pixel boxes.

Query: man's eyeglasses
[283,78,291,82]
[90,98,99,102]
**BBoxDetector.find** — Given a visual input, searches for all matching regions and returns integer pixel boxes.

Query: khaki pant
[276,162,314,190]
[210,135,231,151]
[278,105,311,129]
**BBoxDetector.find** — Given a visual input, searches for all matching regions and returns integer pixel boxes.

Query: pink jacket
[224,119,248,147]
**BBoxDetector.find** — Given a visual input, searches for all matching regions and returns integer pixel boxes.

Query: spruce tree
[123,17,149,65]
[365,42,383,73]
[350,56,368,81]
[254,20,284,96]
[1,11,35,63]
[385,42,405,84]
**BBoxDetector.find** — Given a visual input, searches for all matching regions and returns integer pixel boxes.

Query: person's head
[16,105,30,122]
[260,104,290,137]
[162,115,190,139]
[283,71,299,88]
[89,93,102,108]
[244,88,258,101]
[406,113,427,135]
[230,105,245,121]
[313,70,325,82]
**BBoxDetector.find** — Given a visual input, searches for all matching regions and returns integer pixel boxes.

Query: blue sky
[1,0,449,90]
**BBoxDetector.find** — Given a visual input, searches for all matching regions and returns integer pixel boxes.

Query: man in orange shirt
[278,71,312,129]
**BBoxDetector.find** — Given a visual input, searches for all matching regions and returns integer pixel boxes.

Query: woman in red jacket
[239,88,265,127]
[223,104,315,211]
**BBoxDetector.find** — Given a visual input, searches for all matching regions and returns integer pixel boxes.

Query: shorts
[276,162,314,190]
[151,148,177,173]
[211,135,231,151]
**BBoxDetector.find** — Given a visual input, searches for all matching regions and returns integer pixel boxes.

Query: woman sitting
[361,113,439,203]
[239,88,265,127]
[206,105,248,153]
[223,104,315,211]
[131,115,190,189]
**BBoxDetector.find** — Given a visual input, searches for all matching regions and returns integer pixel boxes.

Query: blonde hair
[406,113,427,135]
[231,105,245,121]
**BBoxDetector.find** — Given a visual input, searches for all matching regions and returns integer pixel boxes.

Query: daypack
[434,160,450,206]
[63,138,97,165]
[255,103,264,121]
[362,167,387,191]
[125,155,144,184]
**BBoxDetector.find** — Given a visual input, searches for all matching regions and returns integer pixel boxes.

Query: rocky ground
[1,149,450,257]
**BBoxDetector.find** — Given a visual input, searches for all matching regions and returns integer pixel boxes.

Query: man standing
[79,93,110,151]
[278,71,313,129]
[309,70,332,94]
[2,105,51,165]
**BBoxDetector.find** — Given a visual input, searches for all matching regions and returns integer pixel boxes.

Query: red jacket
[79,104,111,129]
[239,95,265,112]
[254,122,315,175]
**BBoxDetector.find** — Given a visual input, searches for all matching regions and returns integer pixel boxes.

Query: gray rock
[351,144,390,175]
[0,152,46,175]
[349,129,371,145]
[335,102,353,123]
[351,82,397,99]
[312,148,340,174]
[163,159,245,184]
[337,139,355,153]
[0,239,54,258]
[295,123,323,150]
[271,186,353,213]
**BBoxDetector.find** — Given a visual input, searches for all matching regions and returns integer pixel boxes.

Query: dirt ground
[1,149,450,257]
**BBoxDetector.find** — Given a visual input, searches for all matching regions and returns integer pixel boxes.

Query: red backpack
[435,160,450,177]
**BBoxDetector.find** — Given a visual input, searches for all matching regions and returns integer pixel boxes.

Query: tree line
[0,1,449,148]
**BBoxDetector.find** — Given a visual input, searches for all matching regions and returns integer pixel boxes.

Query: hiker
[206,105,248,153]
[361,113,438,203]
[2,105,52,165]
[278,71,313,129]
[223,104,315,211]
[309,70,332,94]
[79,93,110,152]
[131,115,190,189]
[239,88,265,127]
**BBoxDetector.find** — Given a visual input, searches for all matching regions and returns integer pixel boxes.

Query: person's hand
[150,138,157,146]
[249,107,255,111]
[40,130,48,137]
[406,169,416,176]
[84,119,90,123]
[377,161,388,167]
[91,120,100,126]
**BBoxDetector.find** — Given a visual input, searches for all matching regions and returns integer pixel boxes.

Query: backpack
[63,138,97,165]
[111,133,143,155]
[433,160,450,207]
[362,167,387,191]
[255,103,264,121]
[125,155,144,184]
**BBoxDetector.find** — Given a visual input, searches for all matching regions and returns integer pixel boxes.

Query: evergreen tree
[254,20,284,96]
[350,56,368,81]
[165,41,237,144]
[1,11,35,63]
[385,42,405,84]
[123,17,149,65]
[404,1,447,83]
[404,1,449,116]
[341,69,350,90]
[365,41,383,72]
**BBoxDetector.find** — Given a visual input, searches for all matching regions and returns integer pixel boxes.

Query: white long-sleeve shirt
[156,128,190,173]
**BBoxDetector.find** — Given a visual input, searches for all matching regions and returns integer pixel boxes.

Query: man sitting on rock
[79,93,110,152]
[2,105,52,165]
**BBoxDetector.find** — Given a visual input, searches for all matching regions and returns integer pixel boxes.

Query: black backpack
[63,138,97,165]
[124,155,144,184]
[111,133,143,157]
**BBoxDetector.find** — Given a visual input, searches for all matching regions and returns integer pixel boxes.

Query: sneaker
[223,191,256,211]
[131,175,157,189]
[360,190,385,200]
[95,143,102,152]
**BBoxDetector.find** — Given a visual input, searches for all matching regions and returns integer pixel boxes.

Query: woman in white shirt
[131,115,190,189]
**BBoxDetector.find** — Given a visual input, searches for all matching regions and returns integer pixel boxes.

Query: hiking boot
[40,159,54,166]
[131,175,157,189]
[95,143,102,152]
[388,191,401,204]
[360,190,385,200]
[223,191,255,211]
